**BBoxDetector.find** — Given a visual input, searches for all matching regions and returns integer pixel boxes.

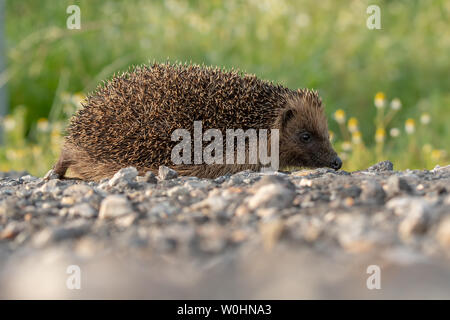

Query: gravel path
[1,161,450,299]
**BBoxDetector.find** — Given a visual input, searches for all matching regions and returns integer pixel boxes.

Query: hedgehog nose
[331,156,342,170]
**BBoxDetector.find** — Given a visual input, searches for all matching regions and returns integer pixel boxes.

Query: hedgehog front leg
[44,148,73,180]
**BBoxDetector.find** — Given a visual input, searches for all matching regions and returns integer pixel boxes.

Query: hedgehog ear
[280,108,295,129]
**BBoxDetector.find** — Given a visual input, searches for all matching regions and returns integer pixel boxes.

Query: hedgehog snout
[330,156,343,170]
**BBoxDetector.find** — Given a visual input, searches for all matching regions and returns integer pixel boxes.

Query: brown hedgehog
[51,62,342,181]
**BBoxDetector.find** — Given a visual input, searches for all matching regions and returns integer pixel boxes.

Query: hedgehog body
[53,63,341,181]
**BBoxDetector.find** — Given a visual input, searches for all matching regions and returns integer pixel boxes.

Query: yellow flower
[405,119,415,134]
[420,113,431,125]
[431,150,442,160]
[347,117,359,133]
[375,128,386,143]
[374,92,386,109]
[390,128,400,138]
[390,98,402,110]
[334,109,346,124]
[351,131,362,144]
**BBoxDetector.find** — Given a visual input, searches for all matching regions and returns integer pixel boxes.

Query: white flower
[352,131,362,144]
[420,113,431,125]
[390,128,400,138]
[374,92,386,109]
[390,98,402,110]
[342,141,352,152]
[3,116,16,131]
[405,119,415,135]
[347,118,359,133]
[375,128,386,143]
[37,118,49,132]
[334,109,346,124]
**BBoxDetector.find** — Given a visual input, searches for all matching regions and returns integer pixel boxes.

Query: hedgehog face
[277,93,342,171]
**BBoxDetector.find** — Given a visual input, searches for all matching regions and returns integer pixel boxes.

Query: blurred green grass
[1,0,449,175]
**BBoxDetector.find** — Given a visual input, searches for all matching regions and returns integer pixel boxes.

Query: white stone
[99,195,133,219]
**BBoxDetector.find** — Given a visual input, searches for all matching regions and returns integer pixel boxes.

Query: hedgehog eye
[300,132,312,143]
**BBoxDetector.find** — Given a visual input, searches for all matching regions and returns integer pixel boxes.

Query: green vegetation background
[1,0,449,175]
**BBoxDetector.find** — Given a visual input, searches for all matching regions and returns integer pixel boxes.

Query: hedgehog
[51,62,342,181]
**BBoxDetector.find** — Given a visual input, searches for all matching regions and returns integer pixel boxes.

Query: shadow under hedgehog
[51,62,342,181]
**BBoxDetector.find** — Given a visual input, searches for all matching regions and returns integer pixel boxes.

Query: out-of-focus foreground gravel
[0,161,450,299]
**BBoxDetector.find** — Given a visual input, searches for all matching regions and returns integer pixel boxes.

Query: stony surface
[1,161,450,299]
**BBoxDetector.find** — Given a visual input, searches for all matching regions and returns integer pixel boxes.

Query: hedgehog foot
[43,169,61,181]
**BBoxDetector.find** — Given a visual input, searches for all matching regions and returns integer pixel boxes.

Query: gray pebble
[68,203,98,218]
[247,183,295,210]
[158,166,178,180]
[108,167,138,187]
[99,195,134,219]
[368,160,394,172]
[136,171,158,184]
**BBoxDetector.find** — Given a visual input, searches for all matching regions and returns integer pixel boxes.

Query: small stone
[158,166,178,180]
[184,179,212,190]
[235,204,250,217]
[68,203,97,218]
[386,197,431,217]
[247,183,295,210]
[256,208,278,219]
[19,175,37,183]
[292,170,316,177]
[63,184,94,198]
[214,175,229,184]
[136,171,158,184]
[191,195,230,213]
[385,175,413,196]
[99,195,134,219]
[432,164,450,173]
[115,213,138,228]
[344,197,354,207]
[303,222,322,242]
[38,179,63,194]
[148,201,178,217]
[299,179,313,187]
[109,167,138,187]
[361,180,386,203]
[253,175,295,190]
[397,201,431,240]
[60,196,76,206]
[32,229,53,247]
[368,160,394,172]
[167,186,189,197]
